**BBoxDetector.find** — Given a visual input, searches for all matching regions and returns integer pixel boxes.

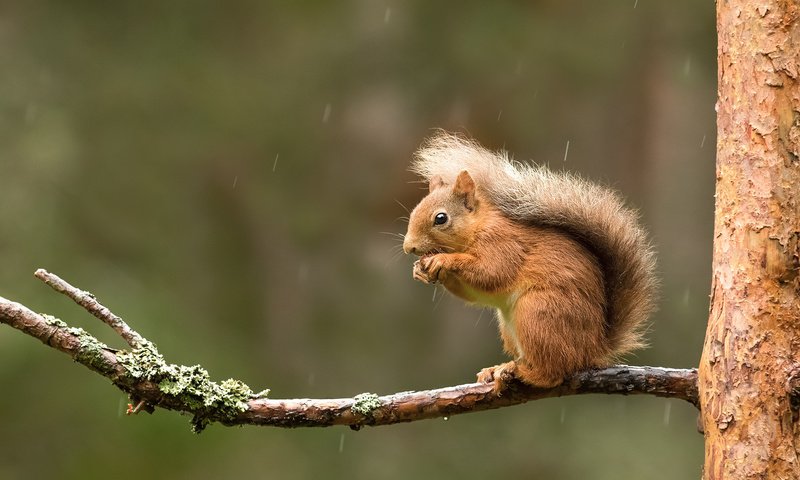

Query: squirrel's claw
[477,361,517,394]
[412,260,433,284]
[413,255,444,284]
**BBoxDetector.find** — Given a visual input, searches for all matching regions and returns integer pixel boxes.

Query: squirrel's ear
[429,175,445,192]
[453,170,476,211]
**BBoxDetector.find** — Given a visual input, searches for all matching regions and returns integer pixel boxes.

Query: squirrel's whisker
[394,199,411,215]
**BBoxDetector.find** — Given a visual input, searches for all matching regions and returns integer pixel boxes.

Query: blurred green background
[0,1,715,479]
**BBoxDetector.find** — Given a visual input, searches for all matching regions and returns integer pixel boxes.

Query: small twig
[34,268,144,348]
[127,400,147,415]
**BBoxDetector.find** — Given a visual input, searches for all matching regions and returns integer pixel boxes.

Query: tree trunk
[700,1,800,478]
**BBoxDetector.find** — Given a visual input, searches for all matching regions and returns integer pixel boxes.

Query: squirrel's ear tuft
[429,175,445,192]
[453,170,476,211]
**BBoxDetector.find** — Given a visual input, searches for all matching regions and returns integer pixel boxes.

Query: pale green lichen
[41,313,115,374]
[42,313,94,342]
[253,388,271,399]
[42,314,267,433]
[75,334,115,374]
[115,339,266,433]
[42,313,68,328]
[66,326,87,337]
[351,392,382,416]
[116,340,165,379]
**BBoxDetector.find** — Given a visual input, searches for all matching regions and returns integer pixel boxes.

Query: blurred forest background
[0,1,716,479]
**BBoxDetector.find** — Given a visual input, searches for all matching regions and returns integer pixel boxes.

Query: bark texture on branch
[239,365,698,428]
[700,1,800,478]
[0,272,698,430]
[34,269,144,348]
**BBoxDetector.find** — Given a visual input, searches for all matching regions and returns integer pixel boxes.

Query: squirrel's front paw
[477,361,517,393]
[413,254,446,284]
[412,260,432,284]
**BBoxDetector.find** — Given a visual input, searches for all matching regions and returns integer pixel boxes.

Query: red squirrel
[403,133,657,389]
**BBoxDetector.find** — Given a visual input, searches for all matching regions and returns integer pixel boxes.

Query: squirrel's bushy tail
[412,132,657,359]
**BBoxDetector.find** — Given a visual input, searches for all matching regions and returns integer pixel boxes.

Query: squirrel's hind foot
[476,361,518,394]
[477,361,564,392]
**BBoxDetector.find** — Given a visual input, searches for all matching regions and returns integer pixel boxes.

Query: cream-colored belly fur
[458,283,524,361]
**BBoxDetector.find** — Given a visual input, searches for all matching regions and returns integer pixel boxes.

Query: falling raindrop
[474,308,486,328]
[384,7,392,24]
[232,176,238,189]
[298,264,309,283]
[432,285,438,302]
[322,103,332,123]
[700,134,707,148]
[497,110,503,122]
[339,433,345,453]
[683,56,692,77]
[432,285,445,312]
[118,396,127,417]
[563,140,570,162]
[663,401,672,426]
[273,153,280,172]
[633,0,639,8]
[560,406,566,424]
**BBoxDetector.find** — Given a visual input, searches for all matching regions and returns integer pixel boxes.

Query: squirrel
[402,132,657,389]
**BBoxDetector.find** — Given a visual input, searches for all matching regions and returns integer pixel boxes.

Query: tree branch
[237,365,698,429]
[34,268,144,348]
[0,270,698,431]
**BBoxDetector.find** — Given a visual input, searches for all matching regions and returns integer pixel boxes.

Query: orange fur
[403,134,656,389]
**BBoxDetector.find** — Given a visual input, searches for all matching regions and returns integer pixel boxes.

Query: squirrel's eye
[434,212,448,226]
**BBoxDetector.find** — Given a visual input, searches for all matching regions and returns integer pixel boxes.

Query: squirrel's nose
[402,238,416,255]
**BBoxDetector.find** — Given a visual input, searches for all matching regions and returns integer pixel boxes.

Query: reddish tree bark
[699,1,800,478]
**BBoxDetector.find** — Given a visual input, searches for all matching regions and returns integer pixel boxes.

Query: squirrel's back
[412,132,657,358]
